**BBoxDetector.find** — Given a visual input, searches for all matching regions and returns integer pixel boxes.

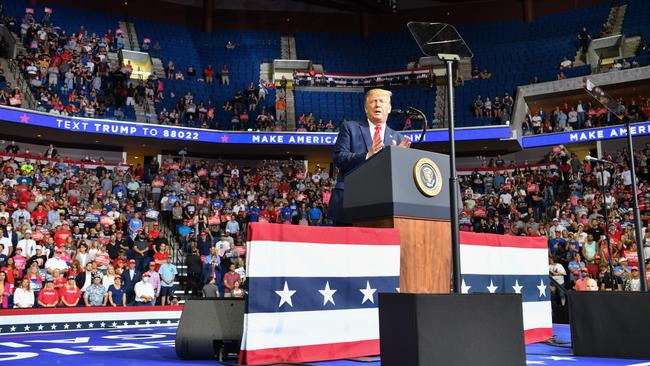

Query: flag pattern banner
[0,306,182,334]
[459,232,553,344]
[239,223,400,364]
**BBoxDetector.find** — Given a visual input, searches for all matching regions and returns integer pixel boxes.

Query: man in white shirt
[134,272,156,305]
[17,231,37,259]
[594,166,611,187]
[549,218,566,238]
[215,234,231,257]
[621,166,633,186]
[499,191,512,205]
[45,248,69,274]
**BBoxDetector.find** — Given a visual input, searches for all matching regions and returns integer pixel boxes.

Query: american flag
[459,232,553,344]
[239,223,400,364]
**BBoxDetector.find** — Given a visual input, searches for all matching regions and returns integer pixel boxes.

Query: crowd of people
[522,96,650,135]
[8,9,149,119]
[157,60,281,130]
[3,133,650,309]
[155,156,332,297]
[0,142,186,308]
[296,112,339,132]
[472,92,514,120]
[459,145,650,298]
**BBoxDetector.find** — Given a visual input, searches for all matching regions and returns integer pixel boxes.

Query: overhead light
[135,156,139,159]
[95,140,100,143]
[36,134,41,138]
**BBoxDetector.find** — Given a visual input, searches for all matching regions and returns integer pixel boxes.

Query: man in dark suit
[122,259,141,304]
[330,88,410,225]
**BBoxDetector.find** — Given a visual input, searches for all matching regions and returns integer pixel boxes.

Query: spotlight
[389,0,397,12]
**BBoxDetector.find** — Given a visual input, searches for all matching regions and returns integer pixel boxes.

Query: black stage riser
[569,292,650,359]
[379,293,526,366]
[175,298,245,360]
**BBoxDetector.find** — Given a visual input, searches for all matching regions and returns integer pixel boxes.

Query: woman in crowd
[59,275,81,307]
[13,278,35,308]
[0,271,11,308]
[107,275,126,307]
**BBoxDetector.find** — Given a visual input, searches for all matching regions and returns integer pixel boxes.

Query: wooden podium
[344,146,453,293]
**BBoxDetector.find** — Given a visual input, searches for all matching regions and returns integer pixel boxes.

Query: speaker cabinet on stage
[379,293,526,366]
[175,298,245,360]
[569,292,650,359]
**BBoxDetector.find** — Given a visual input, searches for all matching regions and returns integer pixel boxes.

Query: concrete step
[289,36,297,59]
[623,35,641,58]
[284,89,296,128]
[152,57,166,79]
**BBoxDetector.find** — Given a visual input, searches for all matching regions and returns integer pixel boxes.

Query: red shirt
[32,209,47,222]
[224,271,241,293]
[54,229,72,246]
[53,277,67,289]
[624,250,638,266]
[59,286,81,306]
[38,288,60,306]
[95,252,111,267]
[153,251,168,270]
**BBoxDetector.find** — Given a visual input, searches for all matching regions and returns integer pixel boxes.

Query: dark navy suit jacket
[330,120,404,224]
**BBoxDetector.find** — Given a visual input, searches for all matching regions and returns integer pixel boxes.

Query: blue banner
[0,106,511,146]
[522,121,650,148]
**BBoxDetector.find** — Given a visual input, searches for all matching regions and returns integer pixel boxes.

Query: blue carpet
[0,324,648,365]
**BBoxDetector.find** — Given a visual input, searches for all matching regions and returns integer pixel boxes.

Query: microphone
[390,109,406,115]
[406,106,428,146]
[585,155,612,164]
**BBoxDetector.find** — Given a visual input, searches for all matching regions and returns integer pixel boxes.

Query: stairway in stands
[574,2,627,66]
[277,34,298,128]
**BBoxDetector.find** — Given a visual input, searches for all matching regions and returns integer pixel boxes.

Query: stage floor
[0,324,647,365]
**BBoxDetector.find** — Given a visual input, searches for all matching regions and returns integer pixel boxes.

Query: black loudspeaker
[379,293,526,366]
[175,298,245,360]
[569,291,650,359]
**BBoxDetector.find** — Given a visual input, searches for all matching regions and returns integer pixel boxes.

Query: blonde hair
[365,88,392,101]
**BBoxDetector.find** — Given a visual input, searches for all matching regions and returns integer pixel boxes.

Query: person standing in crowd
[134,272,155,305]
[159,256,177,306]
[37,278,59,307]
[59,275,81,307]
[122,259,141,304]
[107,275,127,307]
[13,278,34,308]
[84,274,107,307]
[223,263,241,297]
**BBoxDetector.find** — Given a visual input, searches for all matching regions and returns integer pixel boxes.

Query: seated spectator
[474,96,483,118]
[560,57,573,69]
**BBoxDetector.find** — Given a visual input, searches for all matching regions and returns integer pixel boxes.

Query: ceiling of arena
[162,0,488,13]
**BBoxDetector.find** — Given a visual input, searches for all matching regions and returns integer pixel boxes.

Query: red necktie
[372,125,381,145]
